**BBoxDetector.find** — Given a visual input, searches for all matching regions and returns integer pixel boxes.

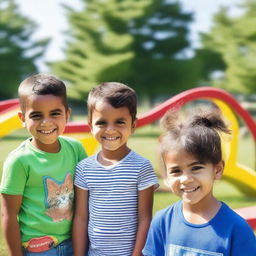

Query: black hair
[87,82,137,123]
[18,74,68,112]
[160,107,231,165]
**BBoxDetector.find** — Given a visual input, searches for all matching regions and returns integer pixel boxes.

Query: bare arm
[132,186,154,256]
[1,194,23,256]
[72,186,89,256]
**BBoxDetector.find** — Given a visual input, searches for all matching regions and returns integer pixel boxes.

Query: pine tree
[51,0,150,99]
[125,0,199,100]
[0,0,49,99]
[201,0,256,93]
[51,0,199,100]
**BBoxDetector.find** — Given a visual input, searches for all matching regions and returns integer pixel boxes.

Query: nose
[105,125,114,133]
[40,117,52,126]
[180,172,193,184]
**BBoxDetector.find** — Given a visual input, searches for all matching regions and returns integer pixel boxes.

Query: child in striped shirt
[73,82,159,256]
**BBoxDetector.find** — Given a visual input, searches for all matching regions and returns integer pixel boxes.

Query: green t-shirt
[0,136,87,244]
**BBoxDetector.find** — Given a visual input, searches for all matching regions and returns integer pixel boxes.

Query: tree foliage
[51,0,150,99]
[124,0,200,99]
[200,0,256,93]
[51,0,200,100]
[0,0,49,99]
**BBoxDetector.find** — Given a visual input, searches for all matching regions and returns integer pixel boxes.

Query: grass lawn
[0,125,255,254]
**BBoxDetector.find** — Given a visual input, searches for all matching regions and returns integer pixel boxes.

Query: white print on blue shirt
[168,244,224,256]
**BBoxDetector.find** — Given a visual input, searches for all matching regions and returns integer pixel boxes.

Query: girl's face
[163,148,223,207]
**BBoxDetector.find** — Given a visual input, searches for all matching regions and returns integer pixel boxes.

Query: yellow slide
[214,99,256,196]
[0,107,22,138]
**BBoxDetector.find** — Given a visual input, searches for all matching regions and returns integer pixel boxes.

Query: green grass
[0,125,255,254]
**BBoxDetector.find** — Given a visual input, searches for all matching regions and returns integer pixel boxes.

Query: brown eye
[51,112,61,117]
[30,114,41,119]
[169,169,180,174]
[95,121,106,126]
[116,120,125,125]
[191,166,203,171]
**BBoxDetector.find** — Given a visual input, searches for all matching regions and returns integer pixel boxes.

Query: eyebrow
[168,161,205,170]
[50,109,63,112]
[116,117,126,121]
[188,161,205,167]
[29,109,63,115]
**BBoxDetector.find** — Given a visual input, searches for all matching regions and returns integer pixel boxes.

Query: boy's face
[89,101,135,158]
[18,94,70,153]
[163,148,223,208]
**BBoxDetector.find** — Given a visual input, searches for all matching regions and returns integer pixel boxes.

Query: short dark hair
[18,74,68,113]
[87,82,137,123]
[160,107,231,166]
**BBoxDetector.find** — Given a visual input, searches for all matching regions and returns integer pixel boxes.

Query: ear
[131,119,137,134]
[214,160,224,180]
[66,108,71,122]
[18,111,26,127]
[46,178,58,191]
[88,121,93,134]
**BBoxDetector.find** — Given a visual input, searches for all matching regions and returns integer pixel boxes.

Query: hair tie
[201,117,212,127]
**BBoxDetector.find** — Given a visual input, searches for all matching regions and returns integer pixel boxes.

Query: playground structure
[0,87,255,229]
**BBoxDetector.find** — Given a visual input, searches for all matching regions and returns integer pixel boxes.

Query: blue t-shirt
[143,200,256,256]
[75,150,159,256]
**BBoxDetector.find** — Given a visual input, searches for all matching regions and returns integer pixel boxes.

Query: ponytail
[190,108,231,135]
[159,106,232,164]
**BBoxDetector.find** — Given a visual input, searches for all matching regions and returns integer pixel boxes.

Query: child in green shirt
[0,74,87,256]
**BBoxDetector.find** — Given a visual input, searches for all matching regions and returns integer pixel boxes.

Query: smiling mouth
[39,129,56,134]
[102,136,120,141]
[181,186,200,193]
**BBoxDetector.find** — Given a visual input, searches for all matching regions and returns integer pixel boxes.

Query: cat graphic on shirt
[44,173,74,222]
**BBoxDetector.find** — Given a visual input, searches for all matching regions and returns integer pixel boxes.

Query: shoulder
[220,202,255,233]
[129,150,150,162]
[76,154,96,168]
[220,203,256,253]
[128,151,153,166]
[1,140,31,193]
[152,202,178,225]
[146,202,178,239]
[128,151,158,188]
[59,136,83,148]
[59,136,87,159]
[143,204,178,256]
[221,203,250,224]
[4,139,31,166]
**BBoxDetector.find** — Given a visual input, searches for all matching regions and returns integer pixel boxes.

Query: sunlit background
[0,0,255,253]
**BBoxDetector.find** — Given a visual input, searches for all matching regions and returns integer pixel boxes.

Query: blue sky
[18,0,242,71]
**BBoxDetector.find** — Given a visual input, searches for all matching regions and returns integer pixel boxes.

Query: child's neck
[98,147,130,166]
[31,138,60,153]
[182,197,221,224]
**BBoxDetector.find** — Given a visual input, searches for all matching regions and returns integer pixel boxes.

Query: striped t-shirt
[74,150,158,256]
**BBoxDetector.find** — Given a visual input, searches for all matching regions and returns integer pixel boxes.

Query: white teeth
[40,129,55,134]
[182,187,199,193]
[103,136,119,141]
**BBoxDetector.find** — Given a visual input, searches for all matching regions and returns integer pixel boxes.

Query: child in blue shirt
[73,82,158,256]
[143,107,256,256]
